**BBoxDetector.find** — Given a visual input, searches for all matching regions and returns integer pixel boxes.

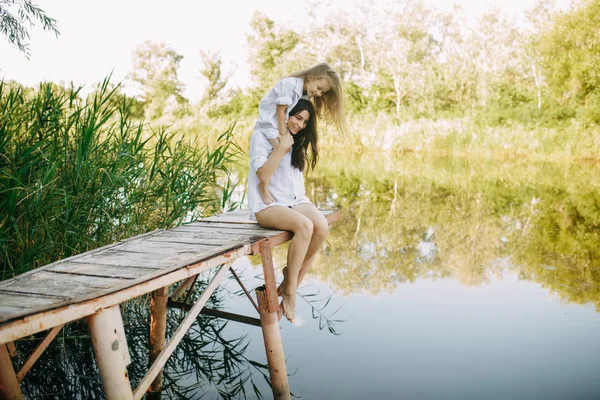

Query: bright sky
[0,0,567,100]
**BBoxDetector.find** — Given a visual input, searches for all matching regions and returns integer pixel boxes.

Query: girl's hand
[278,132,294,153]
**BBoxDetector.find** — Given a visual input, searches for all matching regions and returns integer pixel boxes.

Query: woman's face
[288,110,310,135]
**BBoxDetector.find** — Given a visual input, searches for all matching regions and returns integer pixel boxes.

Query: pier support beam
[257,239,290,400]
[87,305,133,400]
[0,343,22,400]
[256,287,290,400]
[147,286,169,400]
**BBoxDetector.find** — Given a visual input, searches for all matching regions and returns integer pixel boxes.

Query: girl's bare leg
[278,203,329,294]
[256,206,313,323]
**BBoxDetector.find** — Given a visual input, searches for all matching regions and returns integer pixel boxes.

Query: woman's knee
[312,216,329,239]
[293,216,314,240]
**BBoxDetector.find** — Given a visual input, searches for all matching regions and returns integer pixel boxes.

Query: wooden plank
[6,342,17,358]
[0,247,247,343]
[147,232,269,246]
[183,221,270,230]
[16,325,63,382]
[0,292,65,309]
[167,301,261,327]
[1,271,124,298]
[0,229,165,284]
[112,240,219,254]
[0,242,245,327]
[71,248,216,269]
[171,225,284,236]
[48,263,157,280]
[200,209,336,224]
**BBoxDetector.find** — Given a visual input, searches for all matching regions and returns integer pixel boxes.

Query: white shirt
[254,77,305,139]
[247,131,311,220]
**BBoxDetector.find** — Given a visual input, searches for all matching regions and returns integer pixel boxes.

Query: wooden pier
[0,209,340,399]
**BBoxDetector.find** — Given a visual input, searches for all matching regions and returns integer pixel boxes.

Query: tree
[0,0,59,58]
[198,50,228,107]
[536,0,600,123]
[130,41,187,120]
[246,12,301,88]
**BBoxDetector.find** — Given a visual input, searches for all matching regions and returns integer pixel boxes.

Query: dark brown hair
[290,99,318,172]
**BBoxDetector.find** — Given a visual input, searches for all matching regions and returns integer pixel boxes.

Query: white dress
[254,77,305,139]
[247,131,311,220]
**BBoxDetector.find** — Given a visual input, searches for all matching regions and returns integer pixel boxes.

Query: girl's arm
[257,133,294,183]
[265,104,289,152]
[276,104,289,136]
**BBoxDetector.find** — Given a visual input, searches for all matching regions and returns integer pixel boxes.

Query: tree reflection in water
[302,150,600,311]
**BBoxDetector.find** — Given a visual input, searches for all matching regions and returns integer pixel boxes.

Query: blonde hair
[289,63,348,136]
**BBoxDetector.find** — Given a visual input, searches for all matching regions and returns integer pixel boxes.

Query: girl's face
[288,110,310,135]
[305,76,331,98]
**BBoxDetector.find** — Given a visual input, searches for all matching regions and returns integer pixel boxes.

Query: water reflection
[303,151,600,311]
[13,280,269,399]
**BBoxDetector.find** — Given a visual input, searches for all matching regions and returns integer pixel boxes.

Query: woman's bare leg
[255,206,313,322]
[278,203,329,293]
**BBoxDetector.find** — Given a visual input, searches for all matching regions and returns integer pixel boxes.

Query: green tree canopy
[130,41,187,120]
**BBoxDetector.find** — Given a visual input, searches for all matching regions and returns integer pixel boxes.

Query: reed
[0,78,242,279]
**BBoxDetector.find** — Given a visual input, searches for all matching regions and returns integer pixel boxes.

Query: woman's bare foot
[258,183,275,205]
[277,266,288,296]
[280,285,296,323]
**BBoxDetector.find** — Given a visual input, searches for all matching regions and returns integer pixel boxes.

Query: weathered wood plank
[148,230,274,245]
[17,324,63,382]
[113,240,219,254]
[182,221,276,230]
[48,263,157,280]
[71,249,215,269]
[0,293,66,310]
[201,209,335,224]
[0,271,124,298]
[0,246,247,340]
[146,235,249,246]
[0,229,166,284]
[170,225,284,236]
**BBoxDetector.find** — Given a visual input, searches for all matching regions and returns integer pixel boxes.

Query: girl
[248,99,329,323]
[254,63,347,205]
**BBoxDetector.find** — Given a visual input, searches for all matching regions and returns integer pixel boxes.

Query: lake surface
[17,152,600,399]
[206,152,600,399]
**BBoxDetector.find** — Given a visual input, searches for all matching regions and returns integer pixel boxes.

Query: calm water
[17,153,600,399]
[207,152,600,399]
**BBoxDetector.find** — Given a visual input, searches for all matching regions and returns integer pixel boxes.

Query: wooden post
[256,287,290,400]
[87,305,134,400]
[257,239,290,400]
[147,286,168,400]
[0,343,23,400]
[259,239,279,313]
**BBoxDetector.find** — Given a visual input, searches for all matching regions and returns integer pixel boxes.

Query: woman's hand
[278,132,294,153]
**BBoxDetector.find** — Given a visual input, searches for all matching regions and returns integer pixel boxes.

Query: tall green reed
[0,78,242,279]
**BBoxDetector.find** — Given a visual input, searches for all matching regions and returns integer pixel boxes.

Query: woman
[248,99,329,323]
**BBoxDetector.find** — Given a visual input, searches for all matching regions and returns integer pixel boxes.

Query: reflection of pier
[0,209,340,400]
